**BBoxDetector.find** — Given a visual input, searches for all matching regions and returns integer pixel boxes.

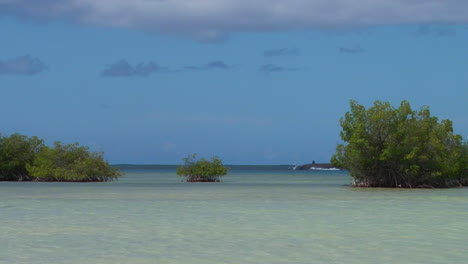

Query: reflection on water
[1,169,467,264]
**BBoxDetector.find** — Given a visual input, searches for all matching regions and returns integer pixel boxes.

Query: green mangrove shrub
[331,100,467,188]
[0,133,120,182]
[27,142,121,182]
[176,154,228,182]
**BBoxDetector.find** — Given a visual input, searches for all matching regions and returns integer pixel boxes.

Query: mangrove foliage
[331,100,467,188]
[0,133,120,182]
[177,154,228,182]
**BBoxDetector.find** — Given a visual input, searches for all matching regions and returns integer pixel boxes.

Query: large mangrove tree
[331,100,467,188]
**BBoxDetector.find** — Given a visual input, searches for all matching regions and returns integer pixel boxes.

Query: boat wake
[309,167,340,171]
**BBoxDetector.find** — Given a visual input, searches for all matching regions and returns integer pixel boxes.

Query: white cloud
[1,0,468,41]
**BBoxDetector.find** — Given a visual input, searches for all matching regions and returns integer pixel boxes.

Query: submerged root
[186,176,220,182]
[352,178,468,188]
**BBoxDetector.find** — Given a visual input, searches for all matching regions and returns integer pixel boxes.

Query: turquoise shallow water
[1,168,468,264]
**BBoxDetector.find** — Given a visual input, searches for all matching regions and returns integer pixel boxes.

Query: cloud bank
[416,24,457,37]
[101,60,166,77]
[0,55,46,75]
[1,1,468,41]
[259,64,298,73]
[184,61,232,71]
[264,48,300,57]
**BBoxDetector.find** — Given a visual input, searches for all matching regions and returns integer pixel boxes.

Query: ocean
[1,166,467,264]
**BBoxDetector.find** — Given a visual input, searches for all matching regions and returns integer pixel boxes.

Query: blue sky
[1,1,467,164]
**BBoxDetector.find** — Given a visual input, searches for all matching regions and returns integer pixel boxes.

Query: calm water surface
[1,167,467,264]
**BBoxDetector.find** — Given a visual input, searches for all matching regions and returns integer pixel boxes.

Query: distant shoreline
[113,164,337,171]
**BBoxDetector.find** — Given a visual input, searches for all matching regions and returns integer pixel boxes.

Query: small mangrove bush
[0,133,121,182]
[331,100,467,188]
[176,154,228,182]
